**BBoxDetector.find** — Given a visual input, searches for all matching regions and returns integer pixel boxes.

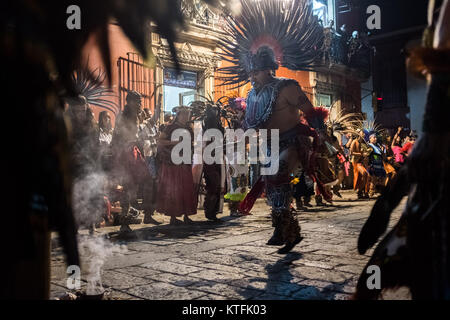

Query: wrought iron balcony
[319,28,372,80]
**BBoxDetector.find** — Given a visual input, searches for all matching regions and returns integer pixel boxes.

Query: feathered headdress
[305,106,329,131]
[352,119,385,143]
[218,0,324,87]
[71,68,119,116]
[326,104,364,136]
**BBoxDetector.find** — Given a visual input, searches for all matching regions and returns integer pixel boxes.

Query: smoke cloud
[78,235,127,295]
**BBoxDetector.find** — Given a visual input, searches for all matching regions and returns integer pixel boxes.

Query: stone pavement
[50,190,411,300]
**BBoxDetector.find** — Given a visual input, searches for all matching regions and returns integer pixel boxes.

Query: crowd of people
[60,0,420,262]
[2,0,447,301]
[349,126,416,199]
[66,91,162,233]
[64,87,417,238]
[65,90,254,233]
[290,116,417,210]
[59,0,444,300]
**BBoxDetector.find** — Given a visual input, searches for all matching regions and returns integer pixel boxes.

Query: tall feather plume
[362,120,386,141]
[350,118,385,141]
[72,68,119,116]
[327,108,363,136]
[218,0,324,87]
[304,106,329,131]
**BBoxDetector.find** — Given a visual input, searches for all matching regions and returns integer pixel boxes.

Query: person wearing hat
[156,106,197,225]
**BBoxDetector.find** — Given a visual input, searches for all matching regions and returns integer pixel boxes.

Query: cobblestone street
[50,190,410,300]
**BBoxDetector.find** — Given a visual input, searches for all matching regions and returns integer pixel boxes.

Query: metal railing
[321,29,372,76]
[117,53,157,111]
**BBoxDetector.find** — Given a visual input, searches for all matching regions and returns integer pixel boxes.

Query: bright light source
[313,0,326,10]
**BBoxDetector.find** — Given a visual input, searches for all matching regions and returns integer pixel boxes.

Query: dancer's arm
[391,127,402,149]
[283,83,313,114]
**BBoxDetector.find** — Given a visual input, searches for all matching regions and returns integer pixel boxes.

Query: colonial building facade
[84,0,370,127]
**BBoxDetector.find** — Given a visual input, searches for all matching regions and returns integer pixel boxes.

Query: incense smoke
[72,170,128,295]
[78,235,127,295]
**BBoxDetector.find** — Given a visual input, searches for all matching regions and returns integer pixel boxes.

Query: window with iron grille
[117,52,156,112]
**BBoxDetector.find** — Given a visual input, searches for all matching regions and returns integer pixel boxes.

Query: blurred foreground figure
[0,0,229,299]
[354,0,450,299]
[66,96,103,233]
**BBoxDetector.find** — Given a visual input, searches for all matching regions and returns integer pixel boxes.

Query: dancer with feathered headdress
[304,106,339,205]
[349,119,371,200]
[364,122,388,198]
[353,120,388,198]
[325,108,362,199]
[218,0,325,254]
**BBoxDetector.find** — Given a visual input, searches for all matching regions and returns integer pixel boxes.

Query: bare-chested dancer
[219,0,326,254]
